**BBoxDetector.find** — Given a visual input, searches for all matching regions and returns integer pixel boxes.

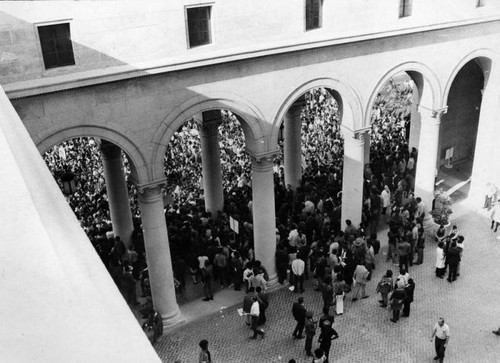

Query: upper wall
[0,0,499,87]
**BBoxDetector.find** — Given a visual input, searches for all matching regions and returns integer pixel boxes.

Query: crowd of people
[42,77,460,358]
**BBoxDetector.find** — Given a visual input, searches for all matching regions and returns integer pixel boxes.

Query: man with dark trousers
[446,241,461,283]
[397,237,411,272]
[276,243,289,284]
[431,317,450,362]
[292,297,307,339]
[304,310,316,357]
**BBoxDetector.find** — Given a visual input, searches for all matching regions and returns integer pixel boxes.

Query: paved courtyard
[154,200,500,362]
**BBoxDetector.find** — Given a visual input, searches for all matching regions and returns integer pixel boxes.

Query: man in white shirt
[288,227,300,248]
[292,257,305,293]
[198,255,209,269]
[250,297,264,339]
[430,317,450,362]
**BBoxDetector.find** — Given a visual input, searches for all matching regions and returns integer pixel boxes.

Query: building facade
[1,0,500,329]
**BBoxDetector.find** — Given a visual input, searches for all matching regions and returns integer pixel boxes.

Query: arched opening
[438,58,489,202]
[275,87,344,239]
[365,65,441,242]
[42,136,144,307]
[163,109,255,303]
[367,72,418,229]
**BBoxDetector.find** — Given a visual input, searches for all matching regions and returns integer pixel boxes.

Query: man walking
[414,228,425,265]
[276,243,289,284]
[376,269,393,308]
[352,261,369,301]
[402,278,415,317]
[397,237,411,272]
[304,310,316,357]
[291,256,305,293]
[292,297,307,339]
[430,317,450,362]
[446,242,461,283]
[435,242,446,278]
[242,287,255,326]
[389,279,406,323]
[318,320,339,362]
[200,260,214,301]
[198,339,212,363]
[250,297,265,339]
[256,286,269,325]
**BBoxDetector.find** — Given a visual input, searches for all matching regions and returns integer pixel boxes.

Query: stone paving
[155,206,500,362]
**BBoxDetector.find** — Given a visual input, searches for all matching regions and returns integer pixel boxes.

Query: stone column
[408,84,422,150]
[101,140,134,248]
[363,131,371,166]
[137,182,180,328]
[414,106,445,226]
[341,129,366,230]
[283,104,303,190]
[198,110,224,217]
[250,151,279,287]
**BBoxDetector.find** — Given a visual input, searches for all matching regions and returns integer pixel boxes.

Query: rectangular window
[187,6,212,48]
[399,0,413,18]
[477,0,486,7]
[37,23,75,69]
[305,0,322,31]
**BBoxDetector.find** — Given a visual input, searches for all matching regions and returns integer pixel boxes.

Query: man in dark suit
[446,242,461,283]
[292,297,307,339]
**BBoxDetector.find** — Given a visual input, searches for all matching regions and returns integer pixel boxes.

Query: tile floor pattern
[155,210,500,362]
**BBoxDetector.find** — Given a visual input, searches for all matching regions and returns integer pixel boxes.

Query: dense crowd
[42,78,423,318]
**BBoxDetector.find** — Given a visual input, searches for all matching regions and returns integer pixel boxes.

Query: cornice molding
[5,16,500,99]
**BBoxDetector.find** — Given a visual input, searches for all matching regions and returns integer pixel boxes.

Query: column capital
[100,140,122,160]
[353,127,371,141]
[248,149,280,166]
[194,112,222,137]
[137,180,167,202]
[418,104,448,119]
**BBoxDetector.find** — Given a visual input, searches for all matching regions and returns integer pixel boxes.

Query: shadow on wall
[0,10,128,84]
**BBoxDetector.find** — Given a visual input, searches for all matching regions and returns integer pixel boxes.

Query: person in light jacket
[435,242,446,278]
[380,185,392,215]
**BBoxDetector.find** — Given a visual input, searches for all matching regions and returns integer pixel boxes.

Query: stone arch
[364,61,442,129]
[443,49,496,105]
[151,92,267,181]
[36,124,147,184]
[441,49,497,200]
[270,77,363,150]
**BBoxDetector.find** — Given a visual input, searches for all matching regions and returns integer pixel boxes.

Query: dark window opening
[399,0,413,18]
[306,0,322,31]
[38,23,75,69]
[187,6,212,48]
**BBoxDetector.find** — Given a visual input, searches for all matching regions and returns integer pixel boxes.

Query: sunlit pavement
[155,166,500,362]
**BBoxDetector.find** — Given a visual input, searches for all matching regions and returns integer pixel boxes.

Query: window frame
[305,0,323,31]
[34,19,75,71]
[185,4,214,49]
[399,0,413,18]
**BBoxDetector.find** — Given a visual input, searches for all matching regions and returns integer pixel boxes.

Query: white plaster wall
[0,0,499,84]
[7,20,500,184]
[0,86,161,363]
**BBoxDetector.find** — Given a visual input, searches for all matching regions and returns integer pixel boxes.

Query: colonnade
[96,98,446,328]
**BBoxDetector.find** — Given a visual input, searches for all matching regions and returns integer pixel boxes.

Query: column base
[161,306,182,330]
[265,273,279,291]
[423,214,438,234]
